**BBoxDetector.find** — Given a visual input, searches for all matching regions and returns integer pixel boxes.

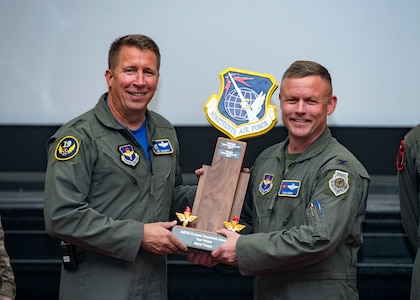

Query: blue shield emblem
[118,144,140,167]
[259,173,274,195]
[204,68,278,140]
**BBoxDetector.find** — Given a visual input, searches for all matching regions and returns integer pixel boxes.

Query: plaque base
[172,225,226,252]
[172,137,249,254]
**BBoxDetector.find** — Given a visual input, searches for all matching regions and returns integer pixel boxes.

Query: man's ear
[327,95,338,115]
[104,69,112,88]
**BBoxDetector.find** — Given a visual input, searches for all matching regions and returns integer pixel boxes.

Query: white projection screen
[1,1,419,127]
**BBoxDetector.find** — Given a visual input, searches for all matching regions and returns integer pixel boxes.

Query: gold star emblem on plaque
[223,215,246,232]
[176,206,198,227]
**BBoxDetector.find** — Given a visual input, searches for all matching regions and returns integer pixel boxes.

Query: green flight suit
[397,124,420,299]
[237,128,370,300]
[44,93,195,300]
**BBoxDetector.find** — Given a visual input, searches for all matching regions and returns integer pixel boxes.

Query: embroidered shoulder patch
[396,140,406,171]
[278,180,301,197]
[328,170,349,197]
[54,136,80,161]
[152,139,174,155]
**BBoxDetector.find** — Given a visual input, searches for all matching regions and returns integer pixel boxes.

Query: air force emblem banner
[172,67,278,252]
[204,67,278,140]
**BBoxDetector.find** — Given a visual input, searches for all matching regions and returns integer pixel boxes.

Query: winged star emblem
[176,206,198,227]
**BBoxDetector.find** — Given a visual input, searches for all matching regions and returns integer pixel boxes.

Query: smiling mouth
[128,91,146,97]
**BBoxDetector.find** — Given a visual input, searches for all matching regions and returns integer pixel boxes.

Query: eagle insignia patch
[204,68,278,140]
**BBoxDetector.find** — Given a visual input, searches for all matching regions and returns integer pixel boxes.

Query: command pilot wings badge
[204,68,278,140]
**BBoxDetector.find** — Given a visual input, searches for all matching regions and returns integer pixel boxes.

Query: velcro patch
[152,139,174,155]
[118,144,140,167]
[396,140,406,171]
[328,170,349,197]
[54,136,80,161]
[259,173,274,195]
[278,180,300,197]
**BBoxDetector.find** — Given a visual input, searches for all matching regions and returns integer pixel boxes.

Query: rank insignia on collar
[118,144,139,167]
[152,139,174,155]
[55,136,80,161]
[259,173,274,195]
[278,180,301,197]
[336,159,348,166]
[204,68,278,140]
[328,170,349,197]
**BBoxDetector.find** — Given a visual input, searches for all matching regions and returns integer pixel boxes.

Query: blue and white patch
[328,170,349,196]
[259,173,274,195]
[203,68,278,140]
[55,136,80,161]
[152,139,174,155]
[278,180,301,197]
[118,144,140,167]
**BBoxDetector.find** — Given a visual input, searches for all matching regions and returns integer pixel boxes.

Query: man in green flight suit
[190,60,370,300]
[44,34,196,300]
[397,124,420,299]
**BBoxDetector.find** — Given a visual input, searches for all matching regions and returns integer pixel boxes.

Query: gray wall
[1,1,419,127]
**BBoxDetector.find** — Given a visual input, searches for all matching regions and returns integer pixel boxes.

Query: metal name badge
[204,67,278,140]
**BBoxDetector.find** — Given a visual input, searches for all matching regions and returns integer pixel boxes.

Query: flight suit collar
[94,93,122,129]
[94,92,156,133]
[279,128,333,163]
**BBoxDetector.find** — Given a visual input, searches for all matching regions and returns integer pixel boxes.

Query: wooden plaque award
[172,68,278,252]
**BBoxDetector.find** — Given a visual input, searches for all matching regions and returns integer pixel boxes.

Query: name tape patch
[278,180,301,197]
[152,139,174,155]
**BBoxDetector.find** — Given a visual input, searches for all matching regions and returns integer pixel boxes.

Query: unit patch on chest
[118,144,140,167]
[259,173,274,195]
